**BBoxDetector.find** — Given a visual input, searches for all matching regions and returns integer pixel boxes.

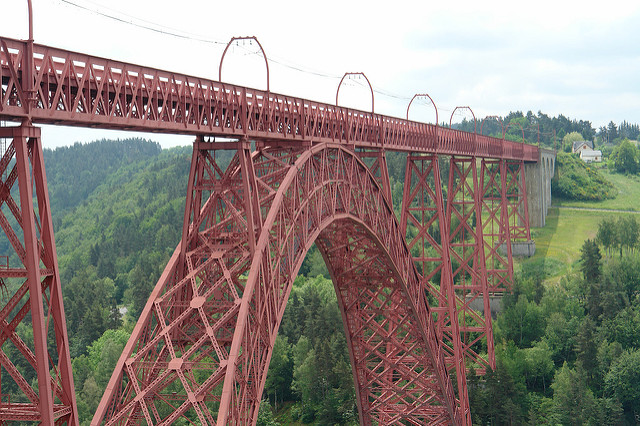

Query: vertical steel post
[30,129,79,425]
[471,159,496,371]
[400,154,471,424]
[15,127,54,424]
[500,159,514,286]
[434,156,470,424]
[0,124,78,424]
[446,156,496,373]
[480,158,514,292]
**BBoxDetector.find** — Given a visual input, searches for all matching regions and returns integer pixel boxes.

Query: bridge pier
[0,124,78,425]
[525,148,556,228]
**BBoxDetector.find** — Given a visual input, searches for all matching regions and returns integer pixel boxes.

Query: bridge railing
[1,36,538,161]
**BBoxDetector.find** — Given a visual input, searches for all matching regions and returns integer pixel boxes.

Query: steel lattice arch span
[0,26,555,425]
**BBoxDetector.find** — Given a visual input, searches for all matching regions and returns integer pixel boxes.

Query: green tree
[612,139,637,174]
[522,340,554,393]
[72,328,130,424]
[597,217,617,256]
[469,356,527,425]
[604,349,640,421]
[618,215,639,254]
[256,399,279,426]
[574,316,599,388]
[607,121,619,142]
[551,363,596,425]
[562,131,585,152]
[496,294,545,348]
[291,336,316,421]
[580,239,602,282]
[264,335,293,408]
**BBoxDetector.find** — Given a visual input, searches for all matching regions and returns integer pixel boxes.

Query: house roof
[572,140,593,151]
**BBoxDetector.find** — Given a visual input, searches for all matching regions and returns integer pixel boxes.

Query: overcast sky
[3,0,640,148]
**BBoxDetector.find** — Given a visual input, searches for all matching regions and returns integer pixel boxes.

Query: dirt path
[552,205,640,214]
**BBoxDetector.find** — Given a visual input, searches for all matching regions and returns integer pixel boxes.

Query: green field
[519,168,640,282]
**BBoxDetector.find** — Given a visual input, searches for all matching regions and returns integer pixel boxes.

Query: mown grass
[520,166,640,282]
[518,205,640,281]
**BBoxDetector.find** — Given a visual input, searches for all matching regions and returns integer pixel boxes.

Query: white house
[572,140,593,154]
[580,148,602,163]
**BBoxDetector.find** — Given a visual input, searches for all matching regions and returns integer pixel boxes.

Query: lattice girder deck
[93,142,462,425]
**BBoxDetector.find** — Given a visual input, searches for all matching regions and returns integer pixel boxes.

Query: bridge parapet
[0,36,538,161]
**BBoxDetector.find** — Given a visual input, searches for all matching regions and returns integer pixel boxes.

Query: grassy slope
[553,166,640,210]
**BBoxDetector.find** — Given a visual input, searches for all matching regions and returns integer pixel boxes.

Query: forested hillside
[454,110,597,148]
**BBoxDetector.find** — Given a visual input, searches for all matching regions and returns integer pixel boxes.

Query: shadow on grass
[520,206,561,280]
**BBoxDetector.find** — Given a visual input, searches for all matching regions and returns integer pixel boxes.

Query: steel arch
[93,142,462,425]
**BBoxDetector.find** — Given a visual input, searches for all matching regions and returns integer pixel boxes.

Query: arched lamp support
[406,93,438,124]
[219,36,270,92]
[449,106,476,133]
[407,93,439,140]
[336,72,374,113]
[480,115,503,136]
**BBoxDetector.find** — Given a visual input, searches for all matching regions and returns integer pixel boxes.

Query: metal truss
[399,154,470,425]
[0,22,540,426]
[445,157,496,374]
[0,36,538,161]
[0,124,77,424]
[504,159,531,242]
[93,142,462,425]
[356,149,393,203]
[480,159,514,292]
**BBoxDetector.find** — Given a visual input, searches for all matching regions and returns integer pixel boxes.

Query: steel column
[0,124,77,424]
[400,154,471,425]
[505,159,531,241]
[480,159,514,292]
[446,156,496,373]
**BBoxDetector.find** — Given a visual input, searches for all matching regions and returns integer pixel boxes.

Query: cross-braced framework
[446,157,496,374]
[0,25,545,424]
[355,149,393,203]
[399,155,470,425]
[479,159,513,292]
[504,159,531,242]
[0,125,77,424]
[93,142,463,425]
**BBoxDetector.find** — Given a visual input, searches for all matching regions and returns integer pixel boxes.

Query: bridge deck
[1,36,538,161]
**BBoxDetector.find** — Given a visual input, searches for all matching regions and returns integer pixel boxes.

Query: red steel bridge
[0,20,544,425]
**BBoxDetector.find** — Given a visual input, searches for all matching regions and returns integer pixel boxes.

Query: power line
[51,0,477,118]
[57,0,225,45]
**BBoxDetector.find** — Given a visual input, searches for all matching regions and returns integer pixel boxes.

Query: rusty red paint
[0,28,541,425]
